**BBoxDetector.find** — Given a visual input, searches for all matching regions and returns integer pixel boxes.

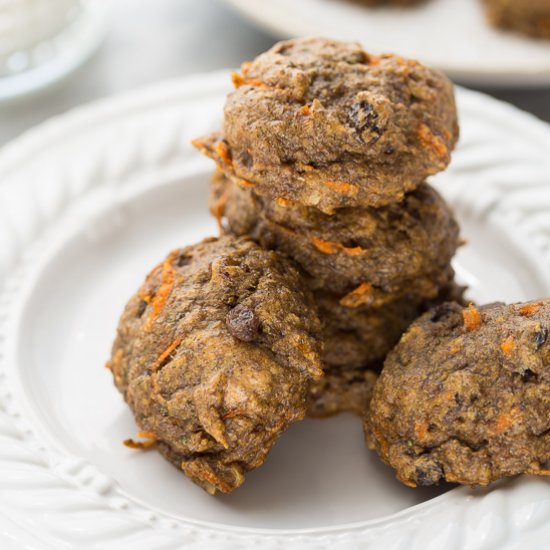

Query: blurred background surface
[1,0,549,147]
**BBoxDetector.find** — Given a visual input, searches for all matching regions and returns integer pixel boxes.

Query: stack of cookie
[194,37,463,418]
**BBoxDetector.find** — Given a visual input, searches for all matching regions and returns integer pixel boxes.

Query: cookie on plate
[107,236,323,494]
[194,37,458,213]
[367,300,550,487]
[210,172,460,301]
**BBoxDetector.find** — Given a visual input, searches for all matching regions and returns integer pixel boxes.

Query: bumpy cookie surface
[367,300,550,487]
[195,37,458,213]
[483,0,550,38]
[108,236,323,494]
[211,173,460,300]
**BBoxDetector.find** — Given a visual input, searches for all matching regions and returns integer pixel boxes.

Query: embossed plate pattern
[0,71,549,549]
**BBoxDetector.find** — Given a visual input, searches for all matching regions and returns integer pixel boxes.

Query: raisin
[429,303,455,323]
[177,254,191,267]
[226,304,261,342]
[349,100,381,135]
[238,150,254,170]
[535,326,548,349]
[521,369,537,382]
[136,300,148,318]
[415,462,443,486]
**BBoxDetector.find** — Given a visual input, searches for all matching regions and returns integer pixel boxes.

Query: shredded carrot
[276,197,293,207]
[310,236,339,254]
[321,181,359,196]
[520,302,542,317]
[492,413,512,435]
[105,349,123,370]
[462,303,482,332]
[231,72,271,89]
[190,137,206,152]
[367,55,380,66]
[138,263,163,304]
[237,179,256,188]
[151,336,182,371]
[299,104,311,116]
[215,141,232,166]
[417,123,448,159]
[123,431,157,450]
[528,467,550,477]
[372,427,389,456]
[414,421,428,441]
[340,282,373,308]
[310,236,363,256]
[500,336,516,357]
[144,252,178,331]
[211,189,229,232]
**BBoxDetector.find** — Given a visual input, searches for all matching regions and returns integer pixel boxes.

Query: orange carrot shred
[340,282,373,308]
[500,336,516,357]
[231,72,271,89]
[462,303,482,332]
[321,181,359,196]
[414,421,428,441]
[211,190,229,232]
[310,236,363,256]
[151,336,182,371]
[493,413,512,434]
[215,141,232,166]
[276,197,293,207]
[520,302,542,317]
[300,104,311,116]
[144,252,178,331]
[237,179,256,188]
[123,432,157,450]
[417,123,448,159]
[528,468,550,477]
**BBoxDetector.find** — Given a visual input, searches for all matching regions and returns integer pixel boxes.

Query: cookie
[108,236,323,494]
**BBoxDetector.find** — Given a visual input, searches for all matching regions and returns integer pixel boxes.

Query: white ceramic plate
[0,71,550,549]
[223,0,550,87]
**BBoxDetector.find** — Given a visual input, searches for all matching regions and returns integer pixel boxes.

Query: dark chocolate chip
[226,304,261,342]
[535,327,548,350]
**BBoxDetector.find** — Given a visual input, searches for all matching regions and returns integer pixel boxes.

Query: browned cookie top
[367,300,550,487]
[107,235,322,494]
[211,173,460,301]
[195,37,458,213]
[483,0,550,38]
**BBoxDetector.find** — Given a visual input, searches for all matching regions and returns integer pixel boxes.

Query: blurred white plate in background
[223,0,550,86]
[0,71,550,549]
